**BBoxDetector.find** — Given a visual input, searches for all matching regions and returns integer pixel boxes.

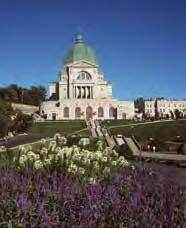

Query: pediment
[67,60,98,68]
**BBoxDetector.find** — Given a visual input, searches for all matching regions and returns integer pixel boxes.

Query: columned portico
[73,85,93,99]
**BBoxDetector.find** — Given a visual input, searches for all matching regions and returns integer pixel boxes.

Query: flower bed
[0,167,185,227]
[0,135,185,226]
[5,136,129,184]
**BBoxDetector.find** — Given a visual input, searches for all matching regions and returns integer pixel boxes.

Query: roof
[64,34,98,65]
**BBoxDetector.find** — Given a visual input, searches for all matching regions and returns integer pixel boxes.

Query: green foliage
[0,99,14,117]
[0,100,15,137]
[27,86,46,106]
[0,100,33,137]
[154,99,160,120]
[174,109,181,119]
[170,110,174,119]
[0,114,13,137]
[0,84,46,106]
[134,97,145,114]
[13,112,33,133]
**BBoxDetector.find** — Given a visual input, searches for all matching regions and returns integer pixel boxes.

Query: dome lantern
[75,34,84,43]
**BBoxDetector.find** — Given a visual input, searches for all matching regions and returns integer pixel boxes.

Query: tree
[0,100,15,137]
[174,109,181,119]
[154,99,160,120]
[8,84,22,103]
[0,99,14,117]
[0,114,13,137]
[170,110,174,120]
[134,98,145,114]
[13,112,33,133]
[27,86,46,106]
[0,84,46,106]
[156,97,165,100]
[0,100,33,137]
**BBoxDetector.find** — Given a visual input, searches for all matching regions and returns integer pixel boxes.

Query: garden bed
[0,135,185,227]
[0,135,43,148]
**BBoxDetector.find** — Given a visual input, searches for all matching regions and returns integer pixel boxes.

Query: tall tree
[174,109,181,119]
[154,99,160,120]
[134,97,145,114]
[28,86,46,106]
[0,84,46,106]
[0,100,15,137]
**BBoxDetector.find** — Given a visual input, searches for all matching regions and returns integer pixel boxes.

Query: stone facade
[41,35,135,120]
[144,100,155,117]
[145,99,186,117]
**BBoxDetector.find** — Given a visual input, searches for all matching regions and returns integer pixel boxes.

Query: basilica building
[41,34,134,120]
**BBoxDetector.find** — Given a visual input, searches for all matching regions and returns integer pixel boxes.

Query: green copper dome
[64,34,98,65]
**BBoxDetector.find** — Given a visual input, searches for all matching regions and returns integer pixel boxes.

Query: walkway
[109,119,175,129]
[124,136,186,163]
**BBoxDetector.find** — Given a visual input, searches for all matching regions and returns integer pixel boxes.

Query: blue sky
[0,0,186,100]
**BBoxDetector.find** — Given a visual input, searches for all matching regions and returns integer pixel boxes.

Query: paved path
[124,137,186,163]
[109,119,175,129]
[124,137,140,155]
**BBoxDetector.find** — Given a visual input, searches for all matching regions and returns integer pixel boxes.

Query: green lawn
[110,120,186,142]
[102,119,137,127]
[28,120,87,137]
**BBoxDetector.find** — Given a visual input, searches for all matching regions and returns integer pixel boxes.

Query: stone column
[83,86,86,98]
[86,86,88,99]
[89,86,91,99]
[90,86,93,99]
[78,86,81,99]
[88,86,90,99]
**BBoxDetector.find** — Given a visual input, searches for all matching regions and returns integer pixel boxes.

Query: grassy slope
[110,120,186,142]
[103,119,137,127]
[28,121,87,137]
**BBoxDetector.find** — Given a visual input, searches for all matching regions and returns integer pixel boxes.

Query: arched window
[109,106,115,118]
[98,107,104,117]
[75,107,81,118]
[63,107,69,118]
[77,71,92,81]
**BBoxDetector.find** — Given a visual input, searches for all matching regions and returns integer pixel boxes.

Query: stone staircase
[86,119,116,148]
[33,113,45,122]
[86,119,97,137]
[94,120,103,137]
